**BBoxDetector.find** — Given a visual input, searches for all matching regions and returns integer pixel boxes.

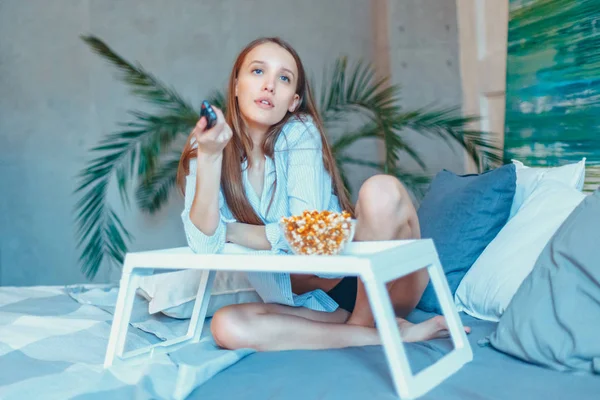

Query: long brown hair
[177,37,354,225]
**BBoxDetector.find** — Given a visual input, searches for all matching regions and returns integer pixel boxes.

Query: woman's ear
[289,94,300,112]
[235,79,238,97]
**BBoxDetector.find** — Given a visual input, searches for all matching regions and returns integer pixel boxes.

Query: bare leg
[348,175,469,338]
[212,303,369,351]
[348,175,423,325]
[210,302,453,351]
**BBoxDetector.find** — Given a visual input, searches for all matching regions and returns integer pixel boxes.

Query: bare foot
[396,316,471,342]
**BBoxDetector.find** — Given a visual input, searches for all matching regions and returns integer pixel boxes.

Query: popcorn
[280,210,353,255]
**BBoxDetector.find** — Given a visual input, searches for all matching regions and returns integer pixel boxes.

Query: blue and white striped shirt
[182,114,343,312]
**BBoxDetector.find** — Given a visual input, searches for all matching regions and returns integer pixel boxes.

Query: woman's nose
[262,77,275,93]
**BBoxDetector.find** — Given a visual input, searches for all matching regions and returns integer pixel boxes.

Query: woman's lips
[255,98,274,109]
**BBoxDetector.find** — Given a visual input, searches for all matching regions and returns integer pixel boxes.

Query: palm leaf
[330,121,379,153]
[324,62,500,198]
[81,35,194,112]
[73,178,132,279]
[135,153,181,214]
[318,57,408,173]
[75,36,198,279]
[320,57,400,124]
[124,111,197,183]
[330,120,426,174]
[401,106,502,170]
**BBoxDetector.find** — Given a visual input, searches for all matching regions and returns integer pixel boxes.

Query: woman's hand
[192,106,232,158]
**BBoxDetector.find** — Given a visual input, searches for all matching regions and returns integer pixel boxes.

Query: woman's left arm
[225,222,271,250]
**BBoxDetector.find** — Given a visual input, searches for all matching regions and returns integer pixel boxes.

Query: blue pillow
[415,163,516,314]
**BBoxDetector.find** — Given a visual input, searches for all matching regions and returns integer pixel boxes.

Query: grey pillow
[489,188,600,374]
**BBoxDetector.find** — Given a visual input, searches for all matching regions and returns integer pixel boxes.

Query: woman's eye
[252,68,263,75]
[280,75,291,83]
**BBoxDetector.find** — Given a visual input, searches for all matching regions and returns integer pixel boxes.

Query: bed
[1,284,598,400]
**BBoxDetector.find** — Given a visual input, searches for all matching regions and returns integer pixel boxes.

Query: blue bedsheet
[0,285,254,399]
[191,311,600,399]
[0,285,598,399]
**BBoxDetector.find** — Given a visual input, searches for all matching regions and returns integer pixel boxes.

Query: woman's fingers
[192,117,207,139]
[192,105,232,155]
[196,116,208,131]
[211,107,232,143]
[213,106,225,124]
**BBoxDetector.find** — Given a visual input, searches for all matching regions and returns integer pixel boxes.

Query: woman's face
[235,42,300,132]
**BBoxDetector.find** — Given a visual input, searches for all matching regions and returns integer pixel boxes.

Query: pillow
[137,244,263,319]
[454,179,586,321]
[489,188,600,374]
[415,163,516,314]
[509,158,586,219]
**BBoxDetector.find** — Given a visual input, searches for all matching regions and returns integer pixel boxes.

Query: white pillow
[137,244,263,319]
[454,179,586,322]
[509,158,586,219]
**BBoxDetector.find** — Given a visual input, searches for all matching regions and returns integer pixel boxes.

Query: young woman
[177,37,468,351]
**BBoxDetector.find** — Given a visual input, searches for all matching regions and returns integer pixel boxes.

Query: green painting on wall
[504,0,600,190]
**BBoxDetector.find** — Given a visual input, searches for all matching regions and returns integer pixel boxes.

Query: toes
[394,316,471,342]
[436,329,450,339]
[433,316,472,335]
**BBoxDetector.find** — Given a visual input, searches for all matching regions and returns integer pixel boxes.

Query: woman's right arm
[189,153,223,236]
[181,107,233,254]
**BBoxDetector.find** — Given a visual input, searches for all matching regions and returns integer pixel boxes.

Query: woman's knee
[357,174,413,220]
[211,304,261,350]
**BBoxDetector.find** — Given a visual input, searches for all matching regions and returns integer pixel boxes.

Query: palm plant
[75,35,501,280]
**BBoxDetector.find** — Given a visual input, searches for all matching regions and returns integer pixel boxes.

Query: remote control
[200,100,218,130]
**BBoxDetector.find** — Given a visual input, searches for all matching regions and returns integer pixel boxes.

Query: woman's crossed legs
[211,175,469,351]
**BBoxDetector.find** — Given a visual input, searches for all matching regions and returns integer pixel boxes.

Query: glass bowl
[279,212,356,256]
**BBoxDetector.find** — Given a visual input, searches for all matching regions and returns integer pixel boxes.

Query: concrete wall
[387,0,465,174]
[0,0,464,286]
